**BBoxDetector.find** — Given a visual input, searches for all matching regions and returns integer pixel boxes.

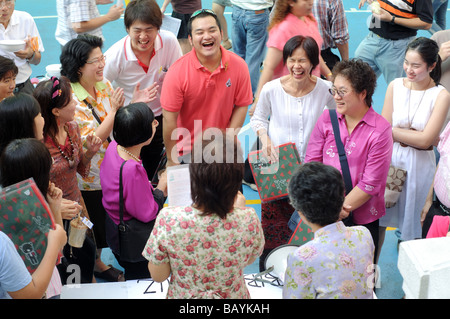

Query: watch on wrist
[390,16,396,25]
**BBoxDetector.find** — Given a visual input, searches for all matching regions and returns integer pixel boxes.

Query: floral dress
[283,221,375,299]
[143,206,265,299]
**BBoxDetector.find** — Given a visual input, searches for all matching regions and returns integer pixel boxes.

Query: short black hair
[283,35,319,75]
[124,0,162,30]
[187,9,221,37]
[0,56,18,81]
[0,93,41,155]
[189,132,244,219]
[113,102,155,147]
[288,162,345,226]
[332,59,377,107]
[0,138,52,197]
[60,34,103,83]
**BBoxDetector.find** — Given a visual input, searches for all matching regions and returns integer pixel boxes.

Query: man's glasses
[0,0,14,8]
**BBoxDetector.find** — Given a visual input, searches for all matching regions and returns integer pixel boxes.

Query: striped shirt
[55,0,103,46]
[312,0,349,50]
[370,0,433,40]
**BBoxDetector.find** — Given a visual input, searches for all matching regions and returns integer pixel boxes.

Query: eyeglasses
[0,0,14,8]
[86,55,106,65]
[329,87,351,98]
[190,9,217,21]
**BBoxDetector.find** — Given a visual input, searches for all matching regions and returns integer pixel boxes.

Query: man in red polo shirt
[161,9,253,166]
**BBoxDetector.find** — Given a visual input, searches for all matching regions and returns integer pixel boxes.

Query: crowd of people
[0,0,450,300]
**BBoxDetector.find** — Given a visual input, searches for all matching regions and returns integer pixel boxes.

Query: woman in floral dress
[143,134,265,298]
[283,162,375,299]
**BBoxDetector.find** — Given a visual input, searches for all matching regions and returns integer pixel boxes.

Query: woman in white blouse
[250,35,336,270]
[250,35,336,163]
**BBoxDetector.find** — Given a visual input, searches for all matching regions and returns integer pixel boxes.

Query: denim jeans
[430,0,448,34]
[355,32,414,85]
[231,6,269,95]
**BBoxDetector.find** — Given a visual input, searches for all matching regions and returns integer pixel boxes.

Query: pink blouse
[267,13,323,79]
[305,108,393,225]
[100,140,162,225]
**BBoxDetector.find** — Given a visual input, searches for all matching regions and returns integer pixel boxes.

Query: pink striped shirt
[305,108,393,224]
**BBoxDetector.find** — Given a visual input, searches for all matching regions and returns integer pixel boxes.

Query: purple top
[305,108,393,224]
[100,140,161,224]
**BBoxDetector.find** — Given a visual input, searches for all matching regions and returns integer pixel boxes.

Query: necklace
[55,127,75,169]
[407,77,431,128]
[119,145,140,162]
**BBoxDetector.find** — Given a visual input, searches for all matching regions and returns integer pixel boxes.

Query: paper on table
[167,164,192,206]
[161,15,181,37]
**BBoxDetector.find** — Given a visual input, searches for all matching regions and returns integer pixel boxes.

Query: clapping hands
[86,131,103,155]
[132,82,159,104]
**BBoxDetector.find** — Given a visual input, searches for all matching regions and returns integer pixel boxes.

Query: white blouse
[250,77,336,161]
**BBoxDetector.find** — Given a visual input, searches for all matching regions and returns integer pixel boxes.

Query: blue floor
[19,0,447,299]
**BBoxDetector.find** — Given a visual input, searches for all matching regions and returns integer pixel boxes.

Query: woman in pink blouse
[305,59,393,263]
[100,102,167,280]
[34,76,103,284]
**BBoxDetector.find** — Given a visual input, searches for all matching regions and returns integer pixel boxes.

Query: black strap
[329,109,353,195]
[118,160,127,231]
[83,99,112,143]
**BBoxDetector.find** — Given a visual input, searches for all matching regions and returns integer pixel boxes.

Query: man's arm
[336,42,349,60]
[330,0,350,60]
[375,7,431,30]
[72,4,124,33]
[228,106,248,134]
[162,109,180,167]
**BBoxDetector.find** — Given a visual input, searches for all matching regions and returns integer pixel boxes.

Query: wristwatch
[390,16,396,25]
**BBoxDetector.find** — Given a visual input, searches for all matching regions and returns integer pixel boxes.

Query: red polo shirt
[161,46,253,154]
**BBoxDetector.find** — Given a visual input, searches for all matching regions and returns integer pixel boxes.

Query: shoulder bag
[83,99,112,143]
[105,160,155,263]
[329,109,354,226]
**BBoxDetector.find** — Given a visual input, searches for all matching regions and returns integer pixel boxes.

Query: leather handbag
[329,109,353,226]
[384,165,407,208]
[105,161,154,263]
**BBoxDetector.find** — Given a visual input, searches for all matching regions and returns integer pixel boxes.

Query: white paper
[60,275,283,299]
[167,164,192,206]
[161,15,181,37]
